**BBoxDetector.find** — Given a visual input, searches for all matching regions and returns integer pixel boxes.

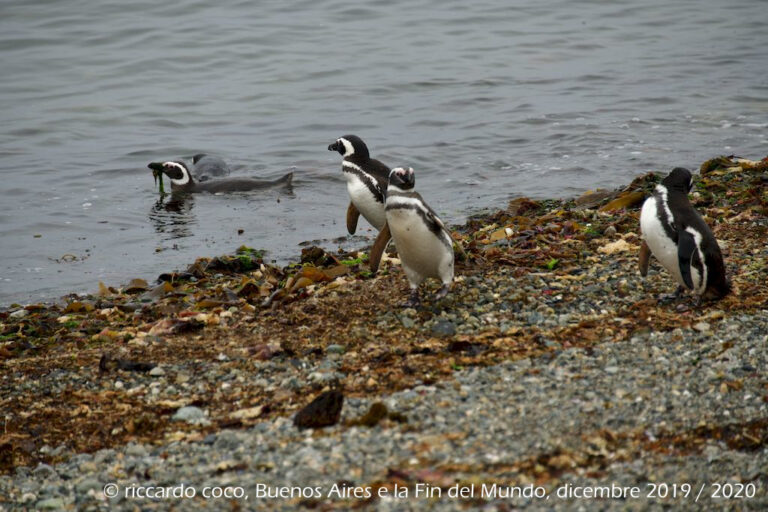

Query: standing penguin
[328,135,391,272]
[376,167,454,307]
[639,167,730,301]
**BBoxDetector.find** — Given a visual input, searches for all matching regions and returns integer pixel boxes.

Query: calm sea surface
[1,0,766,305]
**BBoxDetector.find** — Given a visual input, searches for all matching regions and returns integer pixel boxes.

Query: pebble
[693,321,711,333]
[31,464,56,479]
[172,406,207,424]
[10,309,29,319]
[325,344,345,354]
[431,320,457,336]
[148,366,165,377]
[35,498,64,510]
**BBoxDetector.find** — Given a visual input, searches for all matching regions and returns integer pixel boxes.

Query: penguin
[190,154,231,181]
[328,135,392,272]
[148,160,293,194]
[375,167,454,307]
[639,167,730,301]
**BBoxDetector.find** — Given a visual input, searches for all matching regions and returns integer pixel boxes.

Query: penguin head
[328,135,369,159]
[389,167,415,191]
[148,161,193,187]
[662,167,694,193]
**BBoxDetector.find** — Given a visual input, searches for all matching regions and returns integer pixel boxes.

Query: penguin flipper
[677,230,696,289]
[369,223,391,273]
[346,202,360,235]
[639,240,651,277]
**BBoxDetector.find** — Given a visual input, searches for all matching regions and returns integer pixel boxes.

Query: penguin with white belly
[328,135,391,272]
[639,167,730,301]
[375,167,455,307]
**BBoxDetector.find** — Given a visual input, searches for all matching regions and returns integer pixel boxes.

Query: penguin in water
[639,167,730,301]
[190,154,231,181]
[375,167,455,307]
[148,160,293,194]
[328,135,391,272]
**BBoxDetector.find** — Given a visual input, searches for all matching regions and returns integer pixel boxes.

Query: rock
[605,366,619,374]
[431,320,456,336]
[294,390,344,430]
[399,316,416,329]
[10,308,29,319]
[75,478,102,494]
[604,225,617,237]
[172,406,207,424]
[693,322,711,333]
[125,443,147,457]
[326,344,345,355]
[149,366,166,377]
[35,498,65,510]
[32,463,56,479]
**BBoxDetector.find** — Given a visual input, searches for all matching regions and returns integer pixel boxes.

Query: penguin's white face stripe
[165,161,190,186]
[685,226,707,291]
[339,138,355,157]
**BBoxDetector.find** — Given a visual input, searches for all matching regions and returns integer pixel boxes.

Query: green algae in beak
[153,169,165,195]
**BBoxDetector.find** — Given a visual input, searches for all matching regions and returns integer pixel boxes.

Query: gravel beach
[1,156,766,510]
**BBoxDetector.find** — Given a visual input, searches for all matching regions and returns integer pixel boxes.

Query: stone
[149,366,165,377]
[35,498,64,510]
[10,308,29,319]
[125,443,147,457]
[32,463,56,479]
[172,406,207,424]
[326,344,345,355]
[431,320,456,336]
[693,322,711,333]
[294,390,344,430]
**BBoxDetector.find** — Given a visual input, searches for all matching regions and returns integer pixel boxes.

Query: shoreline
[1,155,767,508]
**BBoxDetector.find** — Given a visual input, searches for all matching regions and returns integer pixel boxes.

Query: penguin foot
[435,284,450,301]
[402,290,421,309]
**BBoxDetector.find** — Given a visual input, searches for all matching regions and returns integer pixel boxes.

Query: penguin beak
[328,142,340,152]
[148,162,166,194]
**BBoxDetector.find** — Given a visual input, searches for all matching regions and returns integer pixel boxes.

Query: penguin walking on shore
[328,135,391,272]
[375,167,455,307]
[639,167,730,301]
[148,160,293,194]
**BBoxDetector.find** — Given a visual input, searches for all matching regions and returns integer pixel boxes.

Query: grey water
[1,0,766,306]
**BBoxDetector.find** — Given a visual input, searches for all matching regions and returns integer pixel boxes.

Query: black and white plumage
[148,160,292,193]
[639,167,730,301]
[328,135,390,234]
[377,167,454,306]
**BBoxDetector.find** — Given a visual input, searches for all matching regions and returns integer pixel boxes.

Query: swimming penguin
[148,161,293,194]
[328,135,394,272]
[639,167,730,301]
[190,154,231,181]
[376,167,454,307]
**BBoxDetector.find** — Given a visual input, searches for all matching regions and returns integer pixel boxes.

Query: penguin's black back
[663,170,729,298]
